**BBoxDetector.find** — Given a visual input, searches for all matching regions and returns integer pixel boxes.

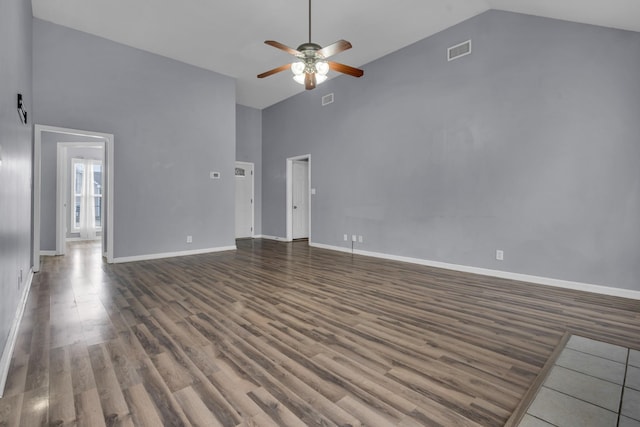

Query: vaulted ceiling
[31,0,640,109]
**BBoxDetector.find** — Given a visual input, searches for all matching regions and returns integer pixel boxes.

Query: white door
[235,162,254,238]
[292,160,309,239]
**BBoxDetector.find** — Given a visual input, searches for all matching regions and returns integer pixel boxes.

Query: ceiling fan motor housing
[296,43,326,73]
[296,42,322,55]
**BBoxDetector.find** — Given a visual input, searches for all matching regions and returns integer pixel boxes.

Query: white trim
[113,245,237,264]
[65,236,102,242]
[56,144,66,255]
[286,154,311,242]
[58,143,105,255]
[40,250,57,256]
[33,129,41,272]
[34,125,115,270]
[256,235,288,241]
[235,161,255,238]
[70,156,103,234]
[309,242,640,301]
[0,269,34,397]
[106,134,114,264]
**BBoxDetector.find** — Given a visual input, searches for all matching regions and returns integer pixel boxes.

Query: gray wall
[0,0,33,361]
[33,19,237,258]
[236,104,262,235]
[262,10,640,291]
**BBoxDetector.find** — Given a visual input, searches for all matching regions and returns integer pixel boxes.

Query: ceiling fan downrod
[308,0,312,43]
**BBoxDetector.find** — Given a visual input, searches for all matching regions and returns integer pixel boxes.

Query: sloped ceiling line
[31,0,640,109]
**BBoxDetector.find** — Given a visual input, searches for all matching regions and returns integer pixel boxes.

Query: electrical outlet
[358,235,363,243]
[187,235,193,243]
[496,250,504,261]
[343,234,348,241]
[351,234,357,242]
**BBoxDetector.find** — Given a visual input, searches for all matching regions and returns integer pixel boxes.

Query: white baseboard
[256,235,290,242]
[40,250,57,256]
[309,242,640,301]
[113,245,237,264]
[0,269,34,397]
[65,237,101,242]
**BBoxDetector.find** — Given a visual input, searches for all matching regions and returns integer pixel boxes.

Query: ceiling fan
[257,0,364,90]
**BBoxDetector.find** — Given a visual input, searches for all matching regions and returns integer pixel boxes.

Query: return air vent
[448,40,471,61]
[322,93,334,106]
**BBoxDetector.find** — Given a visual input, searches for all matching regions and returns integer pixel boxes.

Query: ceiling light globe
[316,74,327,84]
[315,61,329,75]
[293,74,306,85]
[291,61,305,76]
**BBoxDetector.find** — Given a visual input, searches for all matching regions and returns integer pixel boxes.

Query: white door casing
[34,125,114,272]
[235,161,254,238]
[292,160,309,239]
[286,154,311,242]
[56,143,105,255]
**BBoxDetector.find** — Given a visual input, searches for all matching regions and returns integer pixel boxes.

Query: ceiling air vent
[322,93,334,106]
[448,40,471,61]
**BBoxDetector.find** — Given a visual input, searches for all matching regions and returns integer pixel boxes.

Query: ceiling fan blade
[305,73,316,90]
[264,40,301,57]
[328,61,364,77]
[257,63,291,79]
[317,40,352,59]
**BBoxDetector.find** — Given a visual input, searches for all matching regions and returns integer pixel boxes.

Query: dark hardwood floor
[1,239,639,426]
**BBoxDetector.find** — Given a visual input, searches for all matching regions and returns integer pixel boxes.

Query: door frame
[235,161,255,238]
[57,142,105,256]
[286,154,311,242]
[34,125,114,272]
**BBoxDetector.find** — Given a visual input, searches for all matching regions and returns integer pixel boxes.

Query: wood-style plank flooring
[1,239,639,426]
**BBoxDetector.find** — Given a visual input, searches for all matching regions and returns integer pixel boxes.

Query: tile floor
[519,335,640,427]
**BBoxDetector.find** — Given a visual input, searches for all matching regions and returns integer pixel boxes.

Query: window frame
[71,158,103,232]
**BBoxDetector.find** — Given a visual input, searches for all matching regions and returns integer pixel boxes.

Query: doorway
[235,161,254,239]
[33,125,114,272]
[286,155,311,241]
[57,143,105,256]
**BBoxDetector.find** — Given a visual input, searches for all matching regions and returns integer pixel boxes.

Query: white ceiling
[31,0,640,109]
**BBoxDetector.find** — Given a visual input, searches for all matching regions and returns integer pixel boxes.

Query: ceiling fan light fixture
[291,61,305,76]
[293,74,306,85]
[315,61,329,75]
[315,74,327,84]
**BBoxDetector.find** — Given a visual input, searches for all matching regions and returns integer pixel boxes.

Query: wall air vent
[322,93,334,106]
[448,40,471,61]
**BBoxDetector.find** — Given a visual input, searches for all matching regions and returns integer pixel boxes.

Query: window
[72,158,102,232]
